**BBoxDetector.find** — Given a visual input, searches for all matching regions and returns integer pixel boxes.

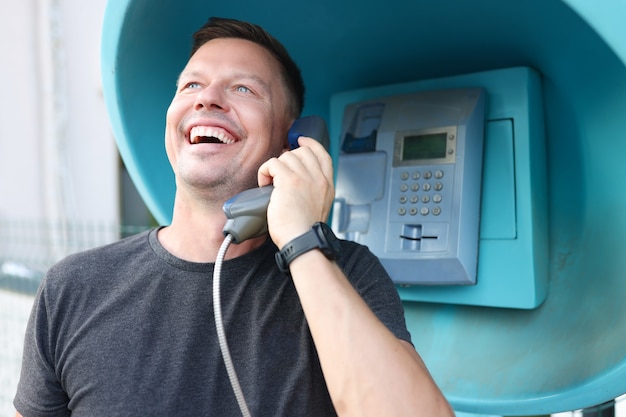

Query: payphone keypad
[391,167,452,221]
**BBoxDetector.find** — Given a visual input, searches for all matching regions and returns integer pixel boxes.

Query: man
[14,17,454,416]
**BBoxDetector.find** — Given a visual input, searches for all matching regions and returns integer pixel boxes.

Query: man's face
[165,37,293,200]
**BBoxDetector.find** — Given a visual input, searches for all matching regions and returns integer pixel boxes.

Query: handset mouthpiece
[222,185,274,244]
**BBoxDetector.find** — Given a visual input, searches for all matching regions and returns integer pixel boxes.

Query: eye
[177,81,202,93]
[185,82,202,90]
[235,85,252,94]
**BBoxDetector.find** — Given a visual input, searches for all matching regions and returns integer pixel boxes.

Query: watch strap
[275,222,342,276]
[275,226,323,274]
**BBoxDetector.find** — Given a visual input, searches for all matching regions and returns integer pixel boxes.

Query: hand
[257,136,334,249]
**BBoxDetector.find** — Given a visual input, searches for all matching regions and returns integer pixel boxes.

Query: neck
[157,194,268,263]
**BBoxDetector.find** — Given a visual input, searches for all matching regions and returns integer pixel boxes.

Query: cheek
[164,99,186,156]
[252,107,290,153]
[164,131,175,170]
[165,94,190,132]
[164,119,180,168]
[165,99,182,129]
[273,117,292,153]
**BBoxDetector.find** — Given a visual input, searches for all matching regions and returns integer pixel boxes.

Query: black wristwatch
[275,222,341,275]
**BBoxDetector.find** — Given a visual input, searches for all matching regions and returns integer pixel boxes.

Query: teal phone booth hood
[101,0,626,414]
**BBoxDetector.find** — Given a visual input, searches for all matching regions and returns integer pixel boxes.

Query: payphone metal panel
[332,89,486,285]
[330,67,548,309]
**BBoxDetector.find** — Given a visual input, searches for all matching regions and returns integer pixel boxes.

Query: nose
[194,83,229,112]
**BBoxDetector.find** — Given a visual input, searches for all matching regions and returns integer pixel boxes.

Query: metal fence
[0,218,150,276]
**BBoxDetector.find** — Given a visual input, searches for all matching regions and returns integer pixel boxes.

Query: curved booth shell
[101,0,626,414]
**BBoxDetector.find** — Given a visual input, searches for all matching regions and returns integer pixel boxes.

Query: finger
[257,152,308,188]
[290,138,335,219]
[295,136,334,184]
[257,157,280,187]
[258,137,334,196]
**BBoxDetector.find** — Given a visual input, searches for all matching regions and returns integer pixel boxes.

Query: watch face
[318,222,341,259]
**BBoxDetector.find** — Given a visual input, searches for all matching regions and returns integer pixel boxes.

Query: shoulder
[42,229,155,293]
[52,229,152,268]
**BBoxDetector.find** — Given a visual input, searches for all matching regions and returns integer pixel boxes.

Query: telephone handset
[222,115,329,243]
[217,116,329,417]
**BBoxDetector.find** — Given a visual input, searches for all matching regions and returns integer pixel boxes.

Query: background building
[0,1,150,414]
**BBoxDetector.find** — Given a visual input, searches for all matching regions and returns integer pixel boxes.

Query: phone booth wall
[101,0,626,414]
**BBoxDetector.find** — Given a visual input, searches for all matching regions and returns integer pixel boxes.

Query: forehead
[184,38,283,80]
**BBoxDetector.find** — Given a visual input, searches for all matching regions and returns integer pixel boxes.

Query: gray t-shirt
[14,228,411,417]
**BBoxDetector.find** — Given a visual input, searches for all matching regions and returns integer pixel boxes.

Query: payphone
[332,88,486,285]
[330,67,548,309]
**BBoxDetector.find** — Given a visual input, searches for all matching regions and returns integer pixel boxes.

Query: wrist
[275,224,311,251]
[275,222,341,276]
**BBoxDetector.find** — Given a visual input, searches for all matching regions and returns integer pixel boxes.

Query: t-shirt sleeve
[337,241,413,345]
[13,275,71,417]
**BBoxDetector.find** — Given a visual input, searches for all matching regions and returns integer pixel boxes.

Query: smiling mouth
[189,126,237,144]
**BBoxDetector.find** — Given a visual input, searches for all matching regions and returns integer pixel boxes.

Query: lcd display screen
[402,132,447,160]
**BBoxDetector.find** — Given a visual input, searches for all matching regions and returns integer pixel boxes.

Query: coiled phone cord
[213,233,252,417]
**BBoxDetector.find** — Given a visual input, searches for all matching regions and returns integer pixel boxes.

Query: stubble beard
[179,163,259,211]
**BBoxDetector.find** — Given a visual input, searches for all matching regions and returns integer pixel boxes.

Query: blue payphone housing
[101,1,626,414]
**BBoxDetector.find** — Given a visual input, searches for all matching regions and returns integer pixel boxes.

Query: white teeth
[189,126,236,144]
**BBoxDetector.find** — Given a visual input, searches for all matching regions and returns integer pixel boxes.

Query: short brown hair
[191,17,305,118]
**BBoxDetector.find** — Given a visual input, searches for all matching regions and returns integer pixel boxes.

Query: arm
[290,249,453,417]
[259,137,454,416]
